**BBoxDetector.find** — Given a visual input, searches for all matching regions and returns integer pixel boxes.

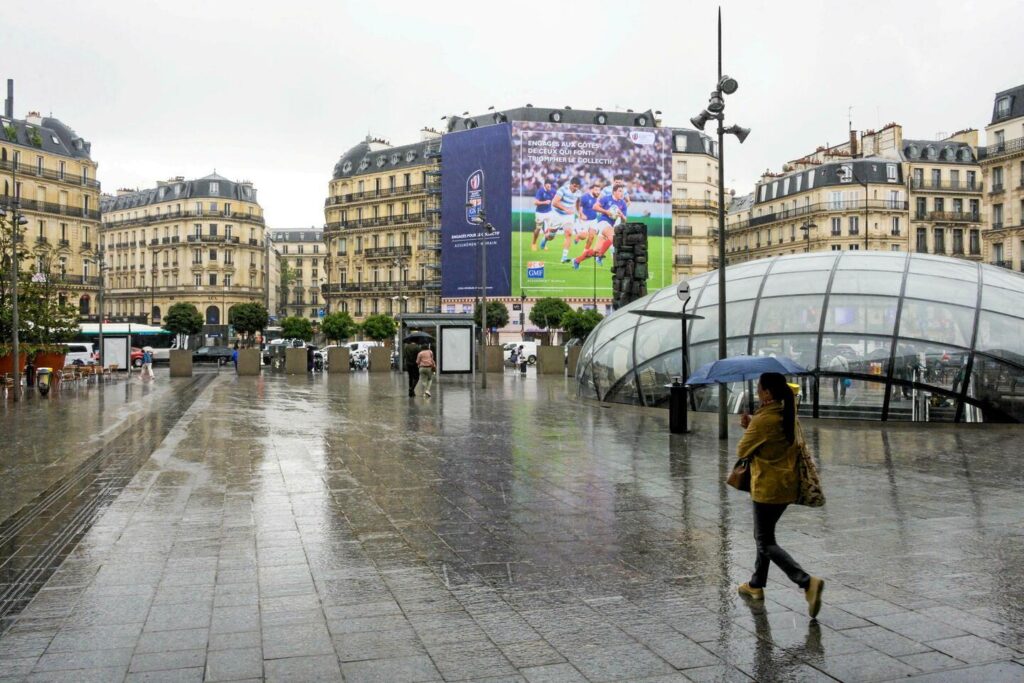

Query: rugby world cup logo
[465,169,484,224]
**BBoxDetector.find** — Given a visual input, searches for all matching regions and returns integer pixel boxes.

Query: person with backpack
[735,372,825,618]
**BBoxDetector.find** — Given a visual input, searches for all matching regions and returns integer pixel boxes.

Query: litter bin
[36,367,53,396]
[667,378,689,434]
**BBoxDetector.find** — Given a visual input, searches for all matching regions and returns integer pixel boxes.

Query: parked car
[130,347,144,368]
[60,342,96,366]
[192,346,234,364]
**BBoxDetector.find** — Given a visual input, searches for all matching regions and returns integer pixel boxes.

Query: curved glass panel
[575,252,1024,422]
[830,270,903,295]
[899,299,974,347]
[824,295,898,336]
[904,273,976,308]
[754,295,824,335]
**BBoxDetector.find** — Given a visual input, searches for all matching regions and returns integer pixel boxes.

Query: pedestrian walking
[828,353,849,402]
[404,343,421,397]
[232,344,239,373]
[735,372,825,618]
[141,347,155,381]
[416,345,436,397]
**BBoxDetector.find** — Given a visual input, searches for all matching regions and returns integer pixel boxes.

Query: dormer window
[886,164,898,182]
[209,182,219,196]
[996,97,1011,119]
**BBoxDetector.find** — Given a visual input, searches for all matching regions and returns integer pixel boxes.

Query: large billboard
[440,120,672,300]
[511,121,672,298]
[440,124,512,299]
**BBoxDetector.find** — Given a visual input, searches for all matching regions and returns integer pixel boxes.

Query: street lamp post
[1,198,28,401]
[150,249,159,325]
[800,221,817,252]
[469,207,496,389]
[690,8,750,439]
[520,291,526,336]
[97,249,107,367]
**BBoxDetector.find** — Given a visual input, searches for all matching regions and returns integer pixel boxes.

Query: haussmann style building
[270,227,325,321]
[322,133,443,321]
[1,78,102,319]
[99,173,268,334]
[979,84,1024,271]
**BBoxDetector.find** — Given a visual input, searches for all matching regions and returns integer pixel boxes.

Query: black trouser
[407,366,420,396]
[832,377,846,400]
[750,502,810,590]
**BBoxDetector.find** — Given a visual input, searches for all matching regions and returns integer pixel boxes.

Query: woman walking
[736,372,824,618]
[416,345,436,397]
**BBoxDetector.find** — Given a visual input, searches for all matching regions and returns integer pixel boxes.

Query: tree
[229,302,269,347]
[164,303,203,349]
[361,314,397,343]
[281,315,314,342]
[279,264,299,316]
[529,297,572,330]
[321,311,358,343]
[473,300,510,330]
[561,308,604,341]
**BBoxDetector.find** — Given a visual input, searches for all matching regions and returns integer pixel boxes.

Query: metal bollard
[669,378,689,434]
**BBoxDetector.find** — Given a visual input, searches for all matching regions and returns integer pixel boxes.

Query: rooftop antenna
[847,105,853,135]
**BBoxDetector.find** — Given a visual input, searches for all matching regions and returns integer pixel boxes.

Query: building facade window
[916,228,928,253]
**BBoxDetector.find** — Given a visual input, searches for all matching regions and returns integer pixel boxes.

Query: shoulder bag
[726,457,751,492]
[794,424,825,507]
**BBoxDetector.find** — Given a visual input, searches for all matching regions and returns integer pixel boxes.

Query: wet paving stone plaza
[1,369,1022,682]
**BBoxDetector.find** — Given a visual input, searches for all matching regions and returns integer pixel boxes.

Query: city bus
[76,323,177,363]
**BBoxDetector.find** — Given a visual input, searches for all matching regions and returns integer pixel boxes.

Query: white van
[507,341,538,364]
[347,341,383,356]
[61,342,96,366]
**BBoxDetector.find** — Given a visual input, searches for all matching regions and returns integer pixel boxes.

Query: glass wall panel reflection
[754,295,824,335]
[899,299,974,347]
[824,295,898,336]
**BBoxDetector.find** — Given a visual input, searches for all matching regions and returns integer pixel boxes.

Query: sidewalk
[0,371,1021,682]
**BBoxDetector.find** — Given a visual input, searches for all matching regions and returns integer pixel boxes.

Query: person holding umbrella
[403,331,434,397]
[736,372,825,618]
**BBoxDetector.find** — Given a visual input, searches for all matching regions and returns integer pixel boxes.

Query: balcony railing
[186,234,228,243]
[364,245,413,259]
[993,260,1013,269]
[993,222,1004,230]
[325,183,427,206]
[674,254,694,266]
[916,211,982,223]
[80,241,92,250]
[3,196,101,220]
[322,278,433,294]
[909,178,983,192]
[977,136,1024,159]
[674,226,693,237]
[58,238,70,247]
[101,209,265,228]
[0,158,102,188]
[672,199,718,211]
[990,183,1005,194]
[746,199,908,228]
[324,212,427,231]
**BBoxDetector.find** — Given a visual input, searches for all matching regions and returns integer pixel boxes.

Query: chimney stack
[849,129,858,158]
[4,79,12,119]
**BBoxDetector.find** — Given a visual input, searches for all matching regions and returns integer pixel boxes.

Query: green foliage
[3,125,17,142]
[360,314,397,341]
[529,297,572,330]
[163,302,204,336]
[561,308,604,341]
[28,128,43,148]
[229,302,269,343]
[0,246,78,345]
[473,300,510,330]
[281,315,314,342]
[321,311,358,343]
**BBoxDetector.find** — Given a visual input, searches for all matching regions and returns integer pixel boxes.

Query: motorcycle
[349,352,368,371]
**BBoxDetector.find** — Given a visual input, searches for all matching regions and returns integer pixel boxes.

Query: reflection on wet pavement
[0,370,1022,682]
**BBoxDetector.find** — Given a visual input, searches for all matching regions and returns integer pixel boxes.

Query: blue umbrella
[686,355,809,385]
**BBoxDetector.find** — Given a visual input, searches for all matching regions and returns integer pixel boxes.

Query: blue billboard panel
[440,125,512,298]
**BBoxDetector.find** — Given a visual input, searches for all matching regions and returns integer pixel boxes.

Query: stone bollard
[169,349,193,377]
[368,347,391,372]
[237,349,261,376]
[327,347,349,374]
[285,347,307,374]
[536,346,564,375]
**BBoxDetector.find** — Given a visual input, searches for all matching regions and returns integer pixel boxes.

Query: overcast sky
[3,0,1021,227]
